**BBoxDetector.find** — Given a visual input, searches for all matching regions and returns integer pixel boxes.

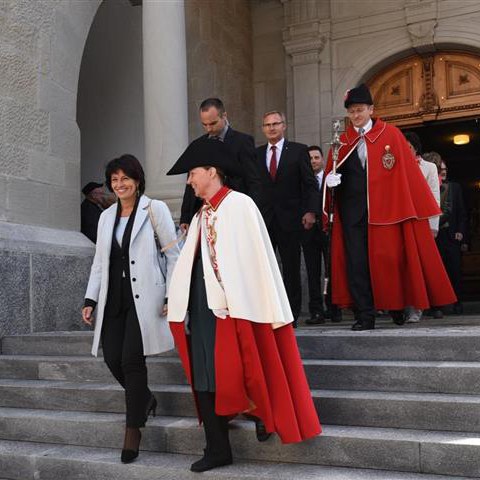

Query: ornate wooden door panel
[367,51,480,126]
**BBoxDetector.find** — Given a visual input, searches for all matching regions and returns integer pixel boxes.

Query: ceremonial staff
[323,120,344,298]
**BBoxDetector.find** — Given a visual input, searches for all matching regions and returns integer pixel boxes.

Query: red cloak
[323,118,456,309]
[170,319,321,444]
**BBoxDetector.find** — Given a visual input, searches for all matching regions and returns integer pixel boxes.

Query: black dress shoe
[390,311,406,325]
[331,310,343,323]
[255,420,271,442]
[190,450,233,472]
[432,309,443,319]
[351,320,375,331]
[305,313,325,325]
[453,302,463,315]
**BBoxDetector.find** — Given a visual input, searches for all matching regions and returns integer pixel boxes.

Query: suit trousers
[302,225,336,315]
[342,214,375,321]
[102,286,151,428]
[436,229,462,300]
[268,222,302,319]
[301,224,323,314]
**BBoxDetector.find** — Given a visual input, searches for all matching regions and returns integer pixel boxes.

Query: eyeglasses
[262,121,284,128]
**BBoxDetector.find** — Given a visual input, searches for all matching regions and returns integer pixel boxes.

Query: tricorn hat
[82,182,103,196]
[344,84,373,108]
[167,137,240,177]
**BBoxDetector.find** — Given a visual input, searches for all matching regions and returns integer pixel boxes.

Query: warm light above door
[453,134,470,145]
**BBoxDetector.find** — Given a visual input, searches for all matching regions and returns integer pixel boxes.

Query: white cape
[168,191,293,329]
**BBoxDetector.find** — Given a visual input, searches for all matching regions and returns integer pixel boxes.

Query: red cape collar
[205,186,232,211]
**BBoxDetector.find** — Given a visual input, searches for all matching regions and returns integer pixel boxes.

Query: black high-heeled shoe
[121,427,141,464]
[144,394,157,424]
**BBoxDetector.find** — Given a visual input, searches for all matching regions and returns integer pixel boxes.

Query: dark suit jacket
[440,181,467,240]
[81,199,102,243]
[179,127,261,224]
[256,140,320,232]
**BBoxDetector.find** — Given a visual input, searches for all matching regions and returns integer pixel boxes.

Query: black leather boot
[191,391,232,472]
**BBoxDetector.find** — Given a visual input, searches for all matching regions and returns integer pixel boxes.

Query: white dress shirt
[354,118,373,135]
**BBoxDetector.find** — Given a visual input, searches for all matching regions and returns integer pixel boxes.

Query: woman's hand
[82,306,94,326]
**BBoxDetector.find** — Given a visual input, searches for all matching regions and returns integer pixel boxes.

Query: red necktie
[269,145,277,180]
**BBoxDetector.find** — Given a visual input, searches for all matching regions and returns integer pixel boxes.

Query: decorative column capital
[283,20,329,65]
[405,0,438,53]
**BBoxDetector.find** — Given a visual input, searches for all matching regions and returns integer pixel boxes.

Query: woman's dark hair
[105,154,145,195]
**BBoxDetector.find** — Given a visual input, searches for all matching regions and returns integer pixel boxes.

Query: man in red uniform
[324,84,456,331]
[167,138,321,472]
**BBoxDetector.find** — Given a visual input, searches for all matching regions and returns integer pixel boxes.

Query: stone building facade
[1,0,480,336]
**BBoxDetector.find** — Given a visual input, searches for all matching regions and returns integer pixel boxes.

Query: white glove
[326,172,342,188]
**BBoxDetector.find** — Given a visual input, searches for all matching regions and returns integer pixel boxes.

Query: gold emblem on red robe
[382,145,395,170]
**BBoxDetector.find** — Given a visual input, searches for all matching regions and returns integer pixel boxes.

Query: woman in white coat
[81,154,179,463]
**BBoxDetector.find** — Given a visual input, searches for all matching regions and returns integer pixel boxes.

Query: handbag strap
[147,200,185,253]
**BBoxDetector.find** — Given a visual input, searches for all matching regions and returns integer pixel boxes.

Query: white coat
[85,195,179,356]
[168,191,293,329]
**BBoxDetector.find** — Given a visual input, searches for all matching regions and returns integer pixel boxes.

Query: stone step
[298,327,480,361]
[4,327,480,361]
[0,355,186,385]
[0,407,478,477]
[2,354,480,395]
[0,438,473,480]
[1,379,480,433]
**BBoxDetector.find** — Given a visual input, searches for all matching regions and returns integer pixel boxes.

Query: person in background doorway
[81,182,115,243]
[303,146,342,324]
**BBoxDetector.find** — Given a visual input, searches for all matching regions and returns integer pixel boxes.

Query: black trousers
[301,223,337,314]
[342,215,375,321]
[195,391,231,458]
[268,222,302,320]
[436,229,462,300]
[102,300,151,428]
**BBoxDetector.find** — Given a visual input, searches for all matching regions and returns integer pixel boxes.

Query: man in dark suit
[179,98,261,231]
[434,159,467,315]
[256,111,320,327]
[302,146,342,325]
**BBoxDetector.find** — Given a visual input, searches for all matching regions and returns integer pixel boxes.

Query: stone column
[282,0,332,148]
[143,0,189,216]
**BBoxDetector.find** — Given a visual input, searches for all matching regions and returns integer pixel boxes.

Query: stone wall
[0,0,100,336]
[185,0,255,139]
[251,0,287,144]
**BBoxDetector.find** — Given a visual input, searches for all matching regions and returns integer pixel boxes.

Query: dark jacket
[256,140,320,232]
[179,127,261,224]
[81,199,102,243]
[440,181,467,240]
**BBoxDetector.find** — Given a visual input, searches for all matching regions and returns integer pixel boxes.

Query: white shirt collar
[354,118,373,134]
[268,137,285,152]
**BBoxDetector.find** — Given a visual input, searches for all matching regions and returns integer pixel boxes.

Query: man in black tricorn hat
[322,84,456,331]
[166,138,321,473]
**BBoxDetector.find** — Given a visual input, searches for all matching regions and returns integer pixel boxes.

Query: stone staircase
[0,325,480,479]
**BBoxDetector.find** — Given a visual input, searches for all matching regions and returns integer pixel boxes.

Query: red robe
[170,187,321,444]
[323,118,456,310]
